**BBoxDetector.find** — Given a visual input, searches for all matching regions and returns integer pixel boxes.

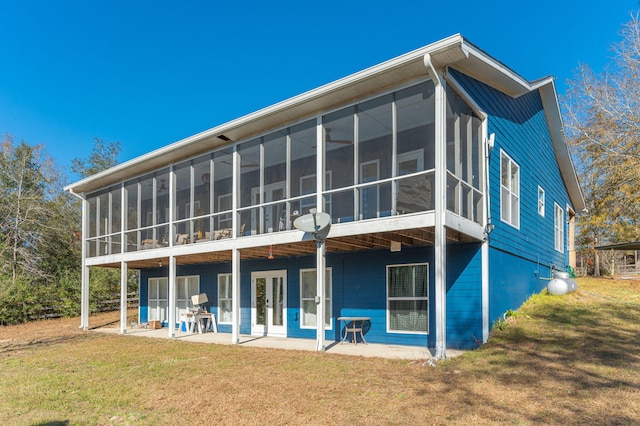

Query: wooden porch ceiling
[102,227,477,270]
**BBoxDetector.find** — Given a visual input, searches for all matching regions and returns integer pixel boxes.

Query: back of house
[65,34,584,358]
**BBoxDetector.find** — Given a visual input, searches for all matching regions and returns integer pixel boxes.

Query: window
[148,276,200,324]
[387,263,428,333]
[148,277,168,322]
[500,151,520,228]
[218,274,233,324]
[555,203,564,252]
[300,268,332,329]
[538,186,545,217]
[177,276,200,321]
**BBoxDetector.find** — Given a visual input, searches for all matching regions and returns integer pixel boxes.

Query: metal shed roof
[595,242,640,251]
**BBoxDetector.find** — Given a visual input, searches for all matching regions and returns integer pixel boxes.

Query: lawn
[1,277,639,425]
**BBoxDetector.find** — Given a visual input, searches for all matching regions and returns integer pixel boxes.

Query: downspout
[68,188,90,330]
[424,53,447,360]
[482,128,494,343]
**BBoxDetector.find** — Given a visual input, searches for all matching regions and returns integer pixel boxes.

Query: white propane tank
[547,271,578,296]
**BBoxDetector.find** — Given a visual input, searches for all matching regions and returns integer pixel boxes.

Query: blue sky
[0,1,637,182]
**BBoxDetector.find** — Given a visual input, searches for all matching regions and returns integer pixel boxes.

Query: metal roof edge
[537,79,586,212]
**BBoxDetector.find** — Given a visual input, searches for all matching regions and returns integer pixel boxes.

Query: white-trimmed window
[177,276,200,320]
[538,186,545,217]
[218,274,233,324]
[300,268,332,329]
[500,151,520,228]
[387,263,428,334]
[554,203,564,252]
[148,277,168,322]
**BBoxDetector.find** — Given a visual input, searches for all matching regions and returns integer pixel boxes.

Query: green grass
[1,277,639,425]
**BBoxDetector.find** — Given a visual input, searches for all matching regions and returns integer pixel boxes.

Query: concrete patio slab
[94,326,464,360]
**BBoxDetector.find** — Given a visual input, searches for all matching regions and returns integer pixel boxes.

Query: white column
[428,54,447,360]
[315,117,326,352]
[80,195,90,330]
[81,265,90,330]
[168,256,177,338]
[316,242,326,351]
[231,247,241,344]
[120,261,128,334]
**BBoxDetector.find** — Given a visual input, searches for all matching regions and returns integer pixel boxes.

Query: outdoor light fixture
[268,245,274,260]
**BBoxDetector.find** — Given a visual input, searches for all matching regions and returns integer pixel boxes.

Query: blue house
[65,35,584,358]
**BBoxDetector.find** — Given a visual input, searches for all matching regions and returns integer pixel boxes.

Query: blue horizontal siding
[138,243,484,350]
[450,69,573,324]
[446,242,483,349]
[450,68,572,269]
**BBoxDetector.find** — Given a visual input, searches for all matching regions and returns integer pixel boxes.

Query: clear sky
[0,1,637,182]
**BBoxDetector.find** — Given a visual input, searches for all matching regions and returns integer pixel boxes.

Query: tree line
[0,136,135,325]
[564,13,640,276]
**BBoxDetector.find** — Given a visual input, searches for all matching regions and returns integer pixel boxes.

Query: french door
[251,270,287,336]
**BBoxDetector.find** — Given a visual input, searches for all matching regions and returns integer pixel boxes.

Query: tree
[0,134,59,285]
[71,137,121,179]
[563,13,640,275]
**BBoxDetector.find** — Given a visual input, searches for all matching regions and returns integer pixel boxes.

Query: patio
[94,326,464,360]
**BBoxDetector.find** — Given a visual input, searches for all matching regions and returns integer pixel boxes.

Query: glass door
[251,270,287,336]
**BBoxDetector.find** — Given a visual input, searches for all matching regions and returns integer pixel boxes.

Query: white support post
[315,116,326,352]
[231,247,241,344]
[168,255,177,338]
[81,265,90,330]
[80,194,90,330]
[316,242,326,352]
[120,261,128,334]
[426,53,447,359]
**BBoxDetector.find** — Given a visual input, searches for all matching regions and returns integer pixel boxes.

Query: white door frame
[251,270,287,337]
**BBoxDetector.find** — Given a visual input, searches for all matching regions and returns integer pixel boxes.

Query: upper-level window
[554,203,564,252]
[538,186,545,217]
[500,151,520,228]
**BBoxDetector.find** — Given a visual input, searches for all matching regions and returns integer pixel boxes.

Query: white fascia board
[329,212,436,238]
[538,80,586,212]
[452,43,533,98]
[445,211,485,241]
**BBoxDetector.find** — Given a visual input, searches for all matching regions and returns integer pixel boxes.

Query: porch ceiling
[98,227,477,270]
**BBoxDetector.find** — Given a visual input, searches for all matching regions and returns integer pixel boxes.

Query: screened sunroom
[83,79,484,260]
